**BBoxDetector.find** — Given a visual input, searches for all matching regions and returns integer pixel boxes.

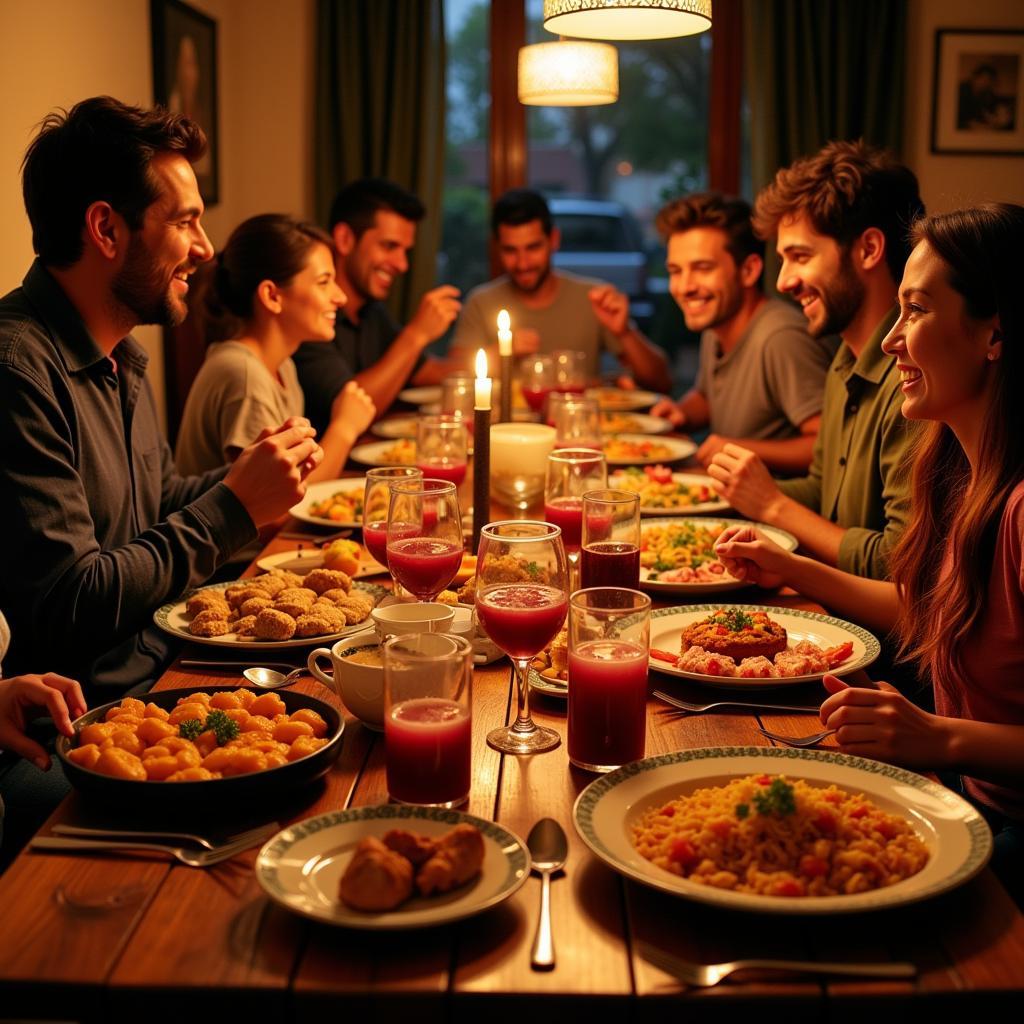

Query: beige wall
[905,0,1024,210]
[0,0,314,430]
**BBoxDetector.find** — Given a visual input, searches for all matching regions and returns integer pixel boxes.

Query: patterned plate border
[256,804,530,929]
[573,746,993,914]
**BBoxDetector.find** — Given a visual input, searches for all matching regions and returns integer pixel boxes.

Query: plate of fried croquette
[154,569,388,649]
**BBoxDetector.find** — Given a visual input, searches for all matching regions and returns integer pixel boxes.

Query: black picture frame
[931,28,1024,156]
[151,0,220,203]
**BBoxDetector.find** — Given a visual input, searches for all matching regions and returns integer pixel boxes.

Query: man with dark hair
[650,193,834,472]
[293,177,460,429]
[0,96,324,693]
[708,140,925,580]
[451,188,671,391]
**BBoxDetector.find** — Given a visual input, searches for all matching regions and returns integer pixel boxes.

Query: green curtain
[744,0,908,197]
[315,0,446,323]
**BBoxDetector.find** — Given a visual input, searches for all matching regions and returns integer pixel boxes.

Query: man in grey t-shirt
[452,190,671,391]
[651,193,835,473]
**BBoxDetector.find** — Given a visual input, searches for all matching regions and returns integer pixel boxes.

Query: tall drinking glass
[550,394,602,451]
[416,414,469,487]
[386,479,463,602]
[567,588,650,772]
[544,448,607,589]
[552,349,587,395]
[520,355,555,415]
[440,373,476,434]
[384,632,473,807]
[363,466,423,573]
[475,521,568,754]
[581,489,641,598]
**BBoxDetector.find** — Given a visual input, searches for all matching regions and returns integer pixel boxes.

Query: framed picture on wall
[931,28,1024,156]
[151,0,220,203]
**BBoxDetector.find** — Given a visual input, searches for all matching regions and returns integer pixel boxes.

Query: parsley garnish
[178,719,204,741]
[735,803,750,820]
[752,778,796,817]
[205,709,240,745]
[526,561,540,577]
[711,609,755,632]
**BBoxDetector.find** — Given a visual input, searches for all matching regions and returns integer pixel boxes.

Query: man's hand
[650,397,685,427]
[512,327,541,357]
[0,673,86,771]
[408,285,461,346]
[695,433,730,468]
[224,418,323,526]
[330,380,376,441]
[713,525,790,590]
[588,284,630,337]
[706,443,783,520]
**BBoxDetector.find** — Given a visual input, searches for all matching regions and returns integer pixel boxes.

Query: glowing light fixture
[518,40,618,107]
[543,0,712,41]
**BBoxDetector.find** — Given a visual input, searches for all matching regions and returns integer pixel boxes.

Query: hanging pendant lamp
[518,39,619,106]
[543,0,712,42]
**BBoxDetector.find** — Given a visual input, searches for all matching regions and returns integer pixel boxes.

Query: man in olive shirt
[708,141,924,580]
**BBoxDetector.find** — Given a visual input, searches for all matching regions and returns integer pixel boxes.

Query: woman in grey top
[176,214,374,478]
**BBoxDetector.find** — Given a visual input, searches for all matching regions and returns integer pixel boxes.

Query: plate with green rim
[648,604,880,688]
[573,746,992,915]
[255,805,530,929]
[154,579,388,650]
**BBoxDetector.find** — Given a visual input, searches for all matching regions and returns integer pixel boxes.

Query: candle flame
[497,309,510,332]
[475,348,489,379]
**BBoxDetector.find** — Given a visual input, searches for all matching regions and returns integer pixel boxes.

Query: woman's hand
[330,380,376,440]
[819,674,952,769]
[714,525,792,589]
[0,673,87,771]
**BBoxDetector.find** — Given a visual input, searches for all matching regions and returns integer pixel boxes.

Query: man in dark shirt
[294,178,461,431]
[0,96,325,695]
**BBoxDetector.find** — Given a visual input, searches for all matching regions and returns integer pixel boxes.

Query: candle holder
[499,352,513,424]
[472,406,490,551]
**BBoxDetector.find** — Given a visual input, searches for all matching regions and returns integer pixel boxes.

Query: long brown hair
[890,204,1024,697]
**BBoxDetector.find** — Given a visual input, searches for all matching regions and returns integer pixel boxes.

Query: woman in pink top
[714,204,1024,900]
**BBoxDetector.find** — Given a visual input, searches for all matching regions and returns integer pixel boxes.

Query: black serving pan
[56,687,344,807]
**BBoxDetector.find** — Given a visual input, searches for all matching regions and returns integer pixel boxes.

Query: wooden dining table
[1,493,1023,1022]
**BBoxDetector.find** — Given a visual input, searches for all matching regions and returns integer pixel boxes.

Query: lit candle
[475,348,492,411]
[497,309,512,357]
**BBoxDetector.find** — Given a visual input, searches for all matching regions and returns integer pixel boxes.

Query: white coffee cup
[370,601,455,641]
[308,631,385,730]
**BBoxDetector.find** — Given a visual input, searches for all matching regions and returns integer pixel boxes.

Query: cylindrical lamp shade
[543,0,712,41]
[518,41,618,107]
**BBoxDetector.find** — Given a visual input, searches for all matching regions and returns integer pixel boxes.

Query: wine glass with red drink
[551,349,587,396]
[416,414,469,487]
[581,489,641,602]
[544,448,607,589]
[386,479,464,602]
[363,467,423,578]
[520,355,555,416]
[475,521,568,754]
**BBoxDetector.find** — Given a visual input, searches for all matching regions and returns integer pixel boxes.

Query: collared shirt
[777,309,919,579]
[0,261,257,694]
[293,301,403,436]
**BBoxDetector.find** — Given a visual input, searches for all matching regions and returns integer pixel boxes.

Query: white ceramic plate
[529,667,568,699]
[153,579,387,650]
[574,747,992,914]
[603,434,697,466]
[609,471,730,516]
[349,439,418,468]
[290,478,367,527]
[586,388,664,412]
[638,517,798,594]
[600,412,672,435]
[371,415,419,440]
[648,604,880,688]
[255,548,387,579]
[255,805,530,930]
[398,386,442,406]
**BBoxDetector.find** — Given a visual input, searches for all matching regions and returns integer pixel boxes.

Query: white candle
[475,348,492,410]
[497,309,512,357]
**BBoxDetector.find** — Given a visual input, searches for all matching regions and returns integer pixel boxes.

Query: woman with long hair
[714,203,1024,895]
[175,213,374,480]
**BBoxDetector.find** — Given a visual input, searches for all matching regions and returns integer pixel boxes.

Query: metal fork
[30,833,268,867]
[639,943,916,988]
[653,690,819,715]
[51,822,279,852]
[758,726,837,748]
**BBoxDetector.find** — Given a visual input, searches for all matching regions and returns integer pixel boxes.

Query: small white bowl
[308,631,384,730]
[370,601,455,640]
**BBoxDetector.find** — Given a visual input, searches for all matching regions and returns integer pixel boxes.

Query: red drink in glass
[581,541,640,590]
[386,697,471,805]
[366,520,418,567]
[567,640,647,770]
[476,585,567,659]
[387,537,463,599]
[543,496,583,553]
[417,459,467,487]
[522,385,552,412]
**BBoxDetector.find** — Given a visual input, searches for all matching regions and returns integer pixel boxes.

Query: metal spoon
[242,666,306,689]
[527,817,568,971]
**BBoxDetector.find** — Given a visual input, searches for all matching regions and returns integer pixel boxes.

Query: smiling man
[451,189,671,390]
[293,178,461,430]
[0,96,324,693]
[707,141,925,580]
[649,193,834,472]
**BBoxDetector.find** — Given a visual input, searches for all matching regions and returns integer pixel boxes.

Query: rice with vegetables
[632,775,929,897]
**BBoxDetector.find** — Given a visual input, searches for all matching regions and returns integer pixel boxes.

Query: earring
[987,352,998,362]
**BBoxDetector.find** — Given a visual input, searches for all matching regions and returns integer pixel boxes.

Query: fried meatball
[240,595,273,617]
[339,837,413,912]
[186,591,230,617]
[305,569,351,595]
[189,609,233,637]
[254,608,297,641]
[225,584,268,609]
[234,614,258,636]
[293,611,337,637]
[269,570,304,589]
[250,574,287,596]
